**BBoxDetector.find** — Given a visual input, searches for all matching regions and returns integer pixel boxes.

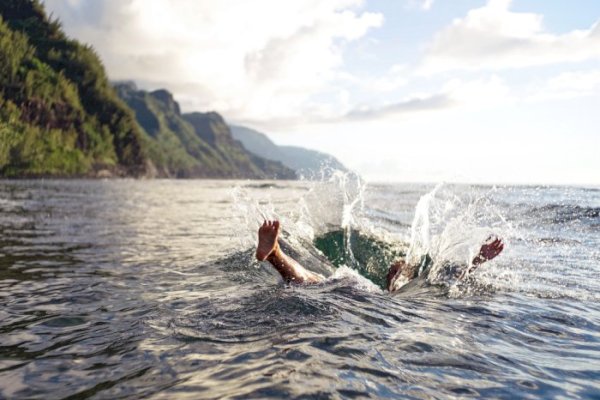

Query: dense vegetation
[0,0,295,179]
[0,0,146,177]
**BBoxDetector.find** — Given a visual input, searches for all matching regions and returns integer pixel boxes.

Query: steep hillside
[0,0,147,177]
[230,125,347,179]
[0,0,295,179]
[116,83,296,179]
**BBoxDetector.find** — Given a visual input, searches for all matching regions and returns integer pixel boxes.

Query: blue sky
[44,0,600,185]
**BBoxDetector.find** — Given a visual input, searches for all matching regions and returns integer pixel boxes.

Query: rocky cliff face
[116,83,296,179]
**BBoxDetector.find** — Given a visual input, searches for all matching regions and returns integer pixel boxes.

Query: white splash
[405,183,442,267]
[328,265,383,293]
[404,184,515,291]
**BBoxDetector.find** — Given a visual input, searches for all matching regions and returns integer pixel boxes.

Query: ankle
[266,245,281,261]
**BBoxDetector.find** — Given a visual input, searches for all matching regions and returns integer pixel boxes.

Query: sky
[43,0,600,185]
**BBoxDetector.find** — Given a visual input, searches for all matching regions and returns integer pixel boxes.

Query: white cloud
[364,63,409,92]
[539,69,600,100]
[339,74,511,121]
[421,0,434,11]
[407,0,434,11]
[443,75,512,107]
[421,0,600,74]
[42,0,382,122]
[344,93,453,120]
[333,63,409,95]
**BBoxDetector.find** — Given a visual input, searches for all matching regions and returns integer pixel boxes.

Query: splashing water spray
[405,183,443,272]
[335,171,366,267]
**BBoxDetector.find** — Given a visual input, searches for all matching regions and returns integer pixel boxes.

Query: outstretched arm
[256,220,324,284]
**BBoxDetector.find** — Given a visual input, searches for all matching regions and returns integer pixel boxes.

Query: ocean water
[0,178,599,399]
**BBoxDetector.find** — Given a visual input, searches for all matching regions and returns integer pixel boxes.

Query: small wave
[364,206,411,228]
[243,183,299,190]
[161,288,337,344]
[528,204,600,224]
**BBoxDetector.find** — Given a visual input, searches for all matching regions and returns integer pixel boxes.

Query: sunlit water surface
[1,179,599,399]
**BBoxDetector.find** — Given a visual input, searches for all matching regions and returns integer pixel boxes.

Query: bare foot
[256,220,280,261]
[456,236,504,281]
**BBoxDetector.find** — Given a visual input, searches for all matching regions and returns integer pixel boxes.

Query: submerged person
[255,220,504,292]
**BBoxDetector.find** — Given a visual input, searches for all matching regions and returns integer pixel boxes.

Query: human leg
[256,220,324,284]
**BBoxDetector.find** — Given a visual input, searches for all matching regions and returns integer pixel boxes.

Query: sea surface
[0,178,599,399]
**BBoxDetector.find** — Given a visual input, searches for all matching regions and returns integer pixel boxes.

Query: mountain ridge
[116,83,296,179]
[230,125,348,179]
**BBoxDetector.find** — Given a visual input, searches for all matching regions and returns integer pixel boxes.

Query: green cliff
[116,83,296,179]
